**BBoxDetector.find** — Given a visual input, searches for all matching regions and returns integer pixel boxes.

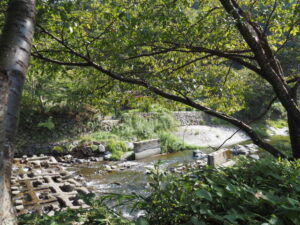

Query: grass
[106,140,128,160]
[252,124,270,138]
[78,110,197,158]
[80,131,121,142]
[159,131,198,153]
[266,119,288,128]
[269,135,291,157]
[112,111,179,141]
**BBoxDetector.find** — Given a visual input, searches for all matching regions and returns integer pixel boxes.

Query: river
[71,125,250,196]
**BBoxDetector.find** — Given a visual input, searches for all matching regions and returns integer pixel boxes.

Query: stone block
[134,139,160,153]
[135,148,161,160]
[16,205,24,211]
[12,155,90,216]
[207,149,232,167]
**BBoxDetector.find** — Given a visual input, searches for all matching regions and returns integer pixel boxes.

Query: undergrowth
[106,139,128,160]
[112,111,179,141]
[132,158,300,225]
[18,158,300,225]
[80,110,196,158]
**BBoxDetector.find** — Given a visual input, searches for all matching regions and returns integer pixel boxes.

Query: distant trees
[0,0,35,223]
[33,0,299,158]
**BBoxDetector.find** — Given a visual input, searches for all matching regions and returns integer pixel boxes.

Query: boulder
[104,152,112,160]
[125,141,134,150]
[249,154,260,160]
[193,150,207,159]
[97,144,106,153]
[231,145,249,155]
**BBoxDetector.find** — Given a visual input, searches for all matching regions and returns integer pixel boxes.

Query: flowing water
[71,150,198,196]
[71,125,249,195]
[68,125,250,218]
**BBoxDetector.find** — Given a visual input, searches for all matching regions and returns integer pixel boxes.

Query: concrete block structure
[134,139,161,160]
[11,155,89,215]
[207,149,233,167]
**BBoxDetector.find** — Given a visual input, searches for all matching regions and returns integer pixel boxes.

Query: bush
[133,158,300,225]
[18,195,130,225]
[266,119,288,128]
[112,111,179,141]
[106,140,128,160]
[159,132,198,153]
[269,135,291,157]
[52,145,64,154]
[253,125,270,138]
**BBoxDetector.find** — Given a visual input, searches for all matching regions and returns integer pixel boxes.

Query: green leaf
[135,217,150,225]
[195,189,212,201]
[190,216,205,225]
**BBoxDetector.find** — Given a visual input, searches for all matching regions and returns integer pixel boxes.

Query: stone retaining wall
[172,111,209,126]
[140,111,209,126]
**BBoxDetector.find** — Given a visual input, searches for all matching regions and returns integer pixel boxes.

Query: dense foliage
[134,158,300,225]
[81,110,198,159]
[18,158,300,225]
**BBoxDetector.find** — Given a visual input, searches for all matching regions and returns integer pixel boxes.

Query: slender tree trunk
[0,0,35,224]
[288,113,300,159]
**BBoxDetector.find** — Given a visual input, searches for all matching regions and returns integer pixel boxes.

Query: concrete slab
[135,148,161,160]
[11,155,90,215]
[134,139,160,153]
[207,149,233,167]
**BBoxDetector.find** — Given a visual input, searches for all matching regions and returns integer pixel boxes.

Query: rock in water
[231,145,249,155]
[104,152,112,160]
[193,150,206,159]
[249,154,260,160]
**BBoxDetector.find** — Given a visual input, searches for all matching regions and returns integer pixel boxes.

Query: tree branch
[33,25,287,159]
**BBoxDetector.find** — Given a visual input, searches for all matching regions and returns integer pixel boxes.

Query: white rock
[98,144,106,153]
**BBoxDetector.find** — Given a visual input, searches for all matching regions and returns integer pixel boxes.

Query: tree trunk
[288,113,300,159]
[0,0,35,224]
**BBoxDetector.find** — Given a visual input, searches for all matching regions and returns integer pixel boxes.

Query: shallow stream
[71,125,250,196]
[71,150,199,196]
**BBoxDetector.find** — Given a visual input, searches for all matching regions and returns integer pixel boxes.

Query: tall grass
[112,111,179,141]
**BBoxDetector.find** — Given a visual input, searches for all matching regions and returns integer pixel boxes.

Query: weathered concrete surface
[11,155,89,216]
[134,139,161,159]
[134,139,160,153]
[207,149,233,167]
[135,148,161,160]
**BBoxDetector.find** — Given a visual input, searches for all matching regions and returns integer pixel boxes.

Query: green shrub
[253,125,270,138]
[269,135,291,157]
[52,145,64,154]
[269,102,287,119]
[266,119,288,128]
[37,117,55,130]
[106,140,128,160]
[18,195,130,225]
[132,158,300,225]
[159,132,197,153]
[112,111,179,141]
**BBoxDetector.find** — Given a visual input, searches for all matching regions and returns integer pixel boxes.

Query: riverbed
[71,125,250,195]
